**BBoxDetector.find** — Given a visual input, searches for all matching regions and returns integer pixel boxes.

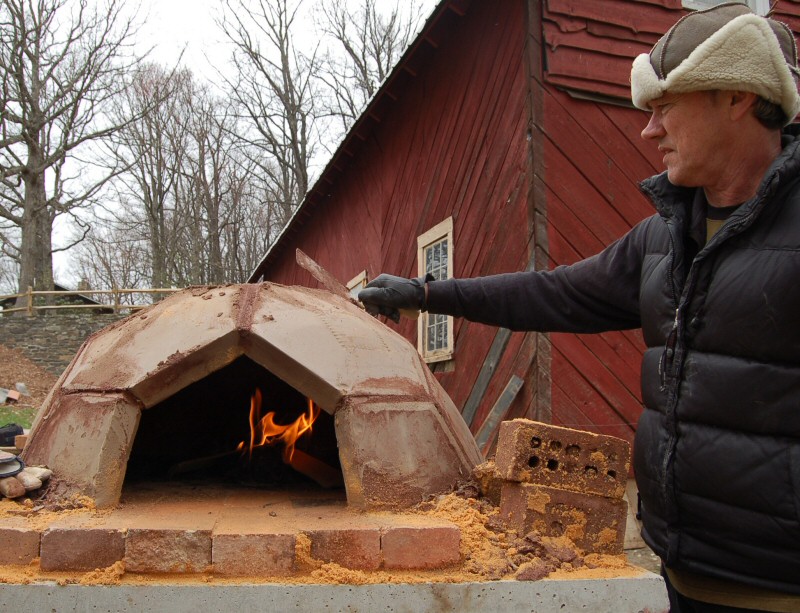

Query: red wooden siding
[543,0,800,101]
[253,0,800,452]
[255,0,537,439]
[538,1,677,445]
[538,0,800,445]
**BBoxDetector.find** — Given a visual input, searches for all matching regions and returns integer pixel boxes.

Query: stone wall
[0,312,128,375]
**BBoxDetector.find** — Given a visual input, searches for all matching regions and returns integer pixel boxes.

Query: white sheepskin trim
[631,13,800,120]
[631,53,665,110]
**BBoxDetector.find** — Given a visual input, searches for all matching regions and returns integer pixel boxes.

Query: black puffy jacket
[427,127,800,594]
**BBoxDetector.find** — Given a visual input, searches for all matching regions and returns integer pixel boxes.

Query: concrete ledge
[0,575,669,612]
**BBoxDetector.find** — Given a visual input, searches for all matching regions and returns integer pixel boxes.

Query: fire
[236,388,320,463]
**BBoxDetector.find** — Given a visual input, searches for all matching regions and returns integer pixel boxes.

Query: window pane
[425,238,449,282]
[420,227,452,360]
[426,313,448,352]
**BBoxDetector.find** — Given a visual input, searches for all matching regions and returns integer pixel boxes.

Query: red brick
[40,526,124,571]
[500,482,627,555]
[382,525,461,570]
[212,533,295,576]
[494,419,631,499]
[0,524,40,565]
[126,528,211,573]
[308,528,381,570]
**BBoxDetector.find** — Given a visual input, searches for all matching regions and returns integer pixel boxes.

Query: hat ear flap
[631,53,665,110]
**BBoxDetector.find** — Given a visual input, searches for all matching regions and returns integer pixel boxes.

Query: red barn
[250,0,800,454]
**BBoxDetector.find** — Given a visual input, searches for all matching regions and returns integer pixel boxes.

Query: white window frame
[682,0,769,15]
[417,217,454,363]
[346,270,368,301]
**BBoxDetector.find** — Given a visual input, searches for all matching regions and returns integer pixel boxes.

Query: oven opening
[124,355,342,489]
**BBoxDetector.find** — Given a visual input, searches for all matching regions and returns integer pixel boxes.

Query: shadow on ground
[626,546,661,574]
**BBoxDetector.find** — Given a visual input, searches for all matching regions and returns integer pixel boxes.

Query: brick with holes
[493,419,630,499]
[500,481,628,555]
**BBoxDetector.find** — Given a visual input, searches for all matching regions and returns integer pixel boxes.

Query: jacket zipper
[659,309,679,391]
[659,221,680,391]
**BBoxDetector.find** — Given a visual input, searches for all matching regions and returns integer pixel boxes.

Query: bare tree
[104,63,192,290]
[0,0,140,296]
[316,0,424,134]
[94,63,275,289]
[182,87,238,284]
[219,0,320,223]
[72,217,151,305]
[0,242,18,294]
[65,0,428,294]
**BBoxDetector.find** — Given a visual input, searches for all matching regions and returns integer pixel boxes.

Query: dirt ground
[0,343,57,430]
[0,344,57,409]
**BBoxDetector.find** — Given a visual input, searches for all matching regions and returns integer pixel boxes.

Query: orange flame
[236,388,320,463]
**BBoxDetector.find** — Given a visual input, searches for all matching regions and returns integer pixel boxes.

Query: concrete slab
[0,575,669,612]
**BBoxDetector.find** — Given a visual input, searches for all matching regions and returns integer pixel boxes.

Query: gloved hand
[358,273,434,323]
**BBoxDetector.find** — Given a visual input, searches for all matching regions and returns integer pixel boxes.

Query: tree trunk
[18,162,54,293]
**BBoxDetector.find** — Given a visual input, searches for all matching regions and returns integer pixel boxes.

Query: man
[358,4,800,612]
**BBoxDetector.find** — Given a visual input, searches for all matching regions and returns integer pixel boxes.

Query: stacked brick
[490,419,631,555]
[0,516,461,574]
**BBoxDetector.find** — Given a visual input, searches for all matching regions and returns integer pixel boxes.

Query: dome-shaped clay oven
[22,284,482,507]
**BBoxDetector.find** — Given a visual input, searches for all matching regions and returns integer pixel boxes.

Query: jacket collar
[640,126,800,227]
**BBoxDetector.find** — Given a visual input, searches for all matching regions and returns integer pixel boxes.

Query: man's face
[641,91,730,188]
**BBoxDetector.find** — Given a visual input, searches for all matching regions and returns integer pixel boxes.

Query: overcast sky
[52,1,441,284]
[135,0,440,85]
[135,0,228,82]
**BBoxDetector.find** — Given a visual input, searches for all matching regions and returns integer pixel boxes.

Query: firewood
[289,449,344,488]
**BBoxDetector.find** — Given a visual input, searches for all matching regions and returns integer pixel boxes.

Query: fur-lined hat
[631,2,800,124]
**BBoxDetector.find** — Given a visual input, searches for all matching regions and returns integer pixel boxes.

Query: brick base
[40,526,124,571]
[382,525,461,569]
[126,529,212,573]
[12,485,462,576]
[213,533,296,576]
[0,523,40,565]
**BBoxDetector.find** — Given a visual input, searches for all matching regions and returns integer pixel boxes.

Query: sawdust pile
[79,561,125,586]
[284,491,637,585]
[0,559,38,585]
[414,491,633,582]
[0,477,98,530]
[418,492,513,579]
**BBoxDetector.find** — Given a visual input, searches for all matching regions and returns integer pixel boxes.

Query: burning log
[166,390,343,488]
[289,449,343,489]
[167,450,239,478]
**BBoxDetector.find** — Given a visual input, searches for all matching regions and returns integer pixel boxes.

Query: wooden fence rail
[0,287,182,315]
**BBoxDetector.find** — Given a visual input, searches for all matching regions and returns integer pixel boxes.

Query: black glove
[358,273,434,323]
